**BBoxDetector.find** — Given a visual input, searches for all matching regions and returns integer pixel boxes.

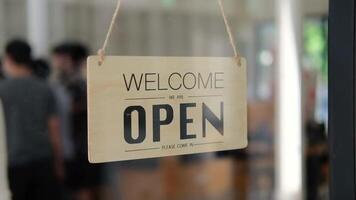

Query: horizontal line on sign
[125,147,161,152]
[193,141,224,146]
[188,95,223,98]
[125,97,165,100]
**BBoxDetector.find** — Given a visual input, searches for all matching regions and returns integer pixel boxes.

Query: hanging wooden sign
[87,56,247,163]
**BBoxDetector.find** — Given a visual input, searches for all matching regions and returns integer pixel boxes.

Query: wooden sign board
[87,56,247,163]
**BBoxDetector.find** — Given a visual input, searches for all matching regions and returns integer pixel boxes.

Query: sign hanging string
[98,0,241,66]
[98,0,121,65]
[217,0,241,62]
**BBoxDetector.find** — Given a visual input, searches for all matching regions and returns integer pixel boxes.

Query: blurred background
[0,0,328,200]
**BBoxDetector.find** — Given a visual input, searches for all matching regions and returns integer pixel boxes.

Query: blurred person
[52,43,88,83]
[33,59,51,80]
[70,43,89,79]
[1,40,64,200]
[33,58,75,163]
[52,43,103,200]
[51,44,77,200]
[33,56,76,199]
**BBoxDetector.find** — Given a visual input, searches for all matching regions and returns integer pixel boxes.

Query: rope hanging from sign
[97,0,241,66]
[98,0,121,65]
[217,0,241,63]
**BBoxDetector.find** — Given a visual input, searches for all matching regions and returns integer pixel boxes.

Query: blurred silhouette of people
[1,40,63,200]
[33,59,51,80]
[52,42,102,200]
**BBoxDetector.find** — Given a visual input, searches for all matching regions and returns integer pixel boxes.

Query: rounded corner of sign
[88,158,94,164]
[87,55,95,61]
[87,149,99,164]
[88,155,98,164]
[241,140,248,149]
[87,56,99,66]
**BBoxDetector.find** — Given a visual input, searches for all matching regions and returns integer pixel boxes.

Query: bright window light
[275,0,303,199]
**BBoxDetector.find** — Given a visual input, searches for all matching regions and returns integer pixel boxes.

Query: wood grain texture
[87,56,247,163]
